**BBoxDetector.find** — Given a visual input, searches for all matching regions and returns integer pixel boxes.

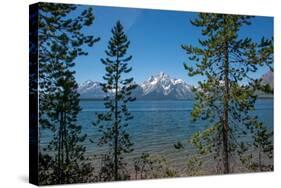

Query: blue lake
[40,99,273,170]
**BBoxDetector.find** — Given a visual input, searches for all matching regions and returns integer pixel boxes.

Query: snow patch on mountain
[78,72,194,100]
[78,80,107,99]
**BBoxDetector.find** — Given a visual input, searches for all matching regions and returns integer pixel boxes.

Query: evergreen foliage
[133,153,177,179]
[93,21,137,181]
[181,13,273,173]
[37,3,99,184]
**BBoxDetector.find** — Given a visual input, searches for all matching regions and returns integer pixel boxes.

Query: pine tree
[238,123,273,172]
[37,3,99,184]
[93,21,137,181]
[182,14,273,174]
[253,124,273,171]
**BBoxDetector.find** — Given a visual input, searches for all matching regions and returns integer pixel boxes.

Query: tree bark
[114,57,119,181]
[58,111,63,183]
[63,110,69,183]
[222,16,230,174]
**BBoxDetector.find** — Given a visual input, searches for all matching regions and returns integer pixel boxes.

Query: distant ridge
[78,72,194,100]
[261,70,273,88]
[78,71,273,100]
[258,70,274,98]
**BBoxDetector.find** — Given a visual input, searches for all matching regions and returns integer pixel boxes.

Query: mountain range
[78,72,193,100]
[78,71,273,100]
[261,70,273,88]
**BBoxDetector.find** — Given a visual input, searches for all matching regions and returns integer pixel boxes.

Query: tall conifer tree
[37,3,99,184]
[93,21,137,181]
[182,14,273,173]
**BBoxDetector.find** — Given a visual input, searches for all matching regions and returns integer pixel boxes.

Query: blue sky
[73,5,273,85]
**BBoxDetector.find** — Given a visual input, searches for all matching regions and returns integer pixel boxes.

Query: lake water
[40,99,273,172]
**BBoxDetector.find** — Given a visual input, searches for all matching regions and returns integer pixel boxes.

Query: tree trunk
[222,16,230,174]
[58,111,63,183]
[259,146,262,171]
[63,111,69,183]
[114,58,119,181]
[61,111,65,182]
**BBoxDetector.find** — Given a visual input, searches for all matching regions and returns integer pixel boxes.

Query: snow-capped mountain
[78,80,107,99]
[78,72,194,100]
[256,70,274,98]
[140,72,193,99]
[261,70,273,88]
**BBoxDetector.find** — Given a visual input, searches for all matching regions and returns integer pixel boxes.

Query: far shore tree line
[36,3,273,185]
